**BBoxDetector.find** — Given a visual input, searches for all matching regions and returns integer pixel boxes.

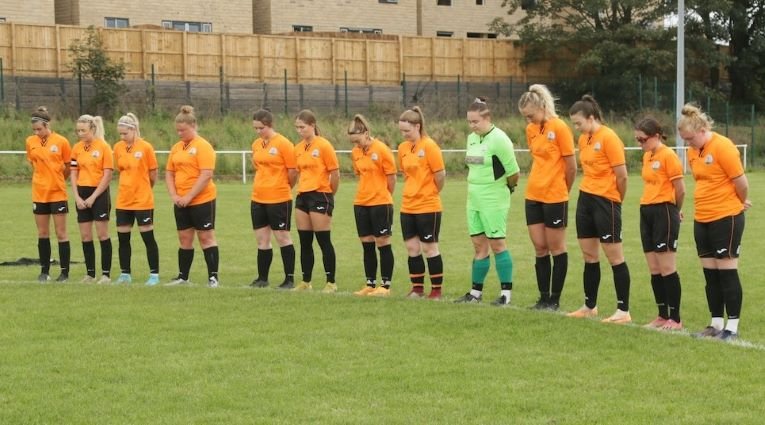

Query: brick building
[0,0,56,25]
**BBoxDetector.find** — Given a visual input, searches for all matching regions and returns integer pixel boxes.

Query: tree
[69,26,126,117]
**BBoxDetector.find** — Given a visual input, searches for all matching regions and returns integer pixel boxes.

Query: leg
[198,229,219,283]
[95,220,112,278]
[52,213,70,278]
[254,226,274,283]
[274,230,295,285]
[34,214,52,276]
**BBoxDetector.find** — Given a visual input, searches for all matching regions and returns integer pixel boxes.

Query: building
[0,0,56,25]
[53,0,252,33]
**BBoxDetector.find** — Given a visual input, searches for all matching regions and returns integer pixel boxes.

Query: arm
[329,169,340,194]
[149,168,158,188]
[70,169,85,210]
[506,172,520,192]
[434,170,446,192]
[563,155,576,192]
[85,169,113,207]
[672,177,686,221]
[613,164,628,202]
[386,174,396,194]
[165,170,181,206]
[179,169,213,207]
[732,174,751,210]
[288,168,298,188]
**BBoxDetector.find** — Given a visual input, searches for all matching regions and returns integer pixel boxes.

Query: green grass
[1,174,764,424]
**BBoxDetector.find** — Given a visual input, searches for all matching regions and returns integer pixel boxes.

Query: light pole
[676,0,686,168]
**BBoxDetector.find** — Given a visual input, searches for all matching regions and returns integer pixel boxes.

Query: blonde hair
[519,84,558,118]
[677,103,714,132]
[348,114,371,135]
[77,114,105,141]
[118,112,141,137]
[175,105,197,125]
[399,106,426,136]
[296,109,320,136]
[467,97,491,118]
[31,106,51,125]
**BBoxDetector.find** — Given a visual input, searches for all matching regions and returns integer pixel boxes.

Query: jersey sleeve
[604,133,626,167]
[198,142,216,171]
[322,140,339,171]
[494,133,520,177]
[381,145,397,175]
[166,146,176,172]
[426,141,445,173]
[25,138,33,162]
[719,142,744,179]
[282,140,297,169]
[70,145,80,169]
[146,143,158,170]
[665,149,683,181]
[102,142,114,170]
[555,121,575,156]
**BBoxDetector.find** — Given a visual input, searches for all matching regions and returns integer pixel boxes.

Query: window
[293,25,313,32]
[476,0,485,4]
[339,27,383,34]
[436,31,454,37]
[437,0,452,5]
[162,20,212,32]
[379,0,398,3]
[104,17,129,28]
[0,17,6,23]
[467,32,498,39]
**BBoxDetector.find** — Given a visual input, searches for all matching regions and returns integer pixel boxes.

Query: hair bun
[180,105,194,114]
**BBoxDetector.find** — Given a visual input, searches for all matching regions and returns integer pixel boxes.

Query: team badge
[371,153,379,161]
[547,131,556,141]
[705,154,713,164]
[134,151,143,159]
[189,147,197,155]
[268,147,277,155]
[50,145,59,153]
[593,142,602,151]
[91,150,100,158]
[417,149,425,158]
[311,149,320,158]
[651,160,660,170]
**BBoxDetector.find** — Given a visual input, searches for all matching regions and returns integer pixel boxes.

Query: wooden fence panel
[14,24,58,76]
[261,36,297,83]
[401,37,432,79]
[433,38,463,80]
[186,32,223,81]
[334,39,367,84]
[142,30,184,80]
[100,29,145,79]
[367,40,399,85]
[225,34,260,82]
[296,37,333,85]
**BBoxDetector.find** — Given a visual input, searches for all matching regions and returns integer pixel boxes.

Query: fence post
[509,77,513,111]
[725,102,730,136]
[299,84,304,110]
[653,77,658,109]
[402,72,407,107]
[751,104,756,165]
[344,70,349,117]
[638,74,643,110]
[150,63,156,113]
[0,57,4,104]
[456,75,461,117]
[219,66,225,115]
[241,152,247,185]
[78,65,83,116]
[283,68,288,116]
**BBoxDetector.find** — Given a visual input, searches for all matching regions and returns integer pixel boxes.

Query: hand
[171,194,183,207]
[744,199,752,210]
[75,196,87,210]
[678,211,684,222]
[178,194,193,208]
[84,197,94,208]
[507,184,516,194]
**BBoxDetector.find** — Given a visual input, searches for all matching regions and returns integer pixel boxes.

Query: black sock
[362,241,377,284]
[203,246,219,280]
[535,255,551,300]
[280,245,295,282]
[612,262,630,311]
[378,244,394,288]
[298,230,314,282]
[257,248,273,281]
[315,231,336,283]
[58,241,70,276]
[140,230,159,274]
[83,241,96,277]
[650,273,668,318]
[426,254,443,288]
[703,268,724,317]
[178,248,194,280]
[118,232,131,274]
[38,238,51,274]
[550,252,567,303]
[718,269,743,320]
[408,255,426,291]
[583,262,600,309]
[100,239,112,277]
[663,271,682,322]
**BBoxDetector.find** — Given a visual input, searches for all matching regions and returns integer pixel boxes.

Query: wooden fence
[0,22,560,85]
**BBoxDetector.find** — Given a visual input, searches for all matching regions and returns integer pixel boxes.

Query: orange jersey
[251,133,296,203]
[70,139,114,187]
[351,139,397,206]
[398,136,444,213]
[166,136,217,206]
[640,144,683,205]
[577,125,625,202]
[525,117,575,203]
[294,136,339,194]
[114,138,158,210]
[26,132,71,203]
[688,132,745,222]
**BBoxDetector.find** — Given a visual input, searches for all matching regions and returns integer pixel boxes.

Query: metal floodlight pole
[676,0,686,168]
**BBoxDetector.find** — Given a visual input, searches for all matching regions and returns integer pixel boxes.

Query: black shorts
[76,186,111,223]
[355,204,394,238]
[295,191,334,216]
[33,200,69,215]
[694,213,745,259]
[525,200,568,228]
[251,200,292,231]
[640,203,680,253]
[576,191,622,243]
[175,200,216,231]
[401,211,441,243]
[116,209,154,227]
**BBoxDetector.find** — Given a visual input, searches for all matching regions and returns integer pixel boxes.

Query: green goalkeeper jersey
[465,125,520,209]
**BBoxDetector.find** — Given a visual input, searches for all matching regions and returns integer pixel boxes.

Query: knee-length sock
[83,241,96,277]
[280,245,295,283]
[298,230,314,282]
[583,262,600,309]
[362,241,377,285]
[140,230,159,274]
[378,244,394,287]
[315,231,336,283]
[118,232,132,274]
[38,238,51,275]
[550,252,568,304]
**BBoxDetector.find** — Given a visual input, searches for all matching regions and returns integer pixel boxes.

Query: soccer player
[113,113,161,286]
[293,110,340,293]
[165,105,220,288]
[566,95,632,324]
[348,114,397,297]
[635,117,685,331]
[398,106,445,300]
[70,114,114,284]
[249,109,298,290]
[518,85,576,310]
[454,98,520,306]
[26,106,72,282]
[679,104,750,341]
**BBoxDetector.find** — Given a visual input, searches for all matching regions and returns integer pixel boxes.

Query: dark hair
[296,109,320,136]
[635,117,667,141]
[467,97,490,117]
[348,114,371,135]
[569,95,603,121]
[253,109,274,127]
[399,106,426,136]
[31,106,51,125]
